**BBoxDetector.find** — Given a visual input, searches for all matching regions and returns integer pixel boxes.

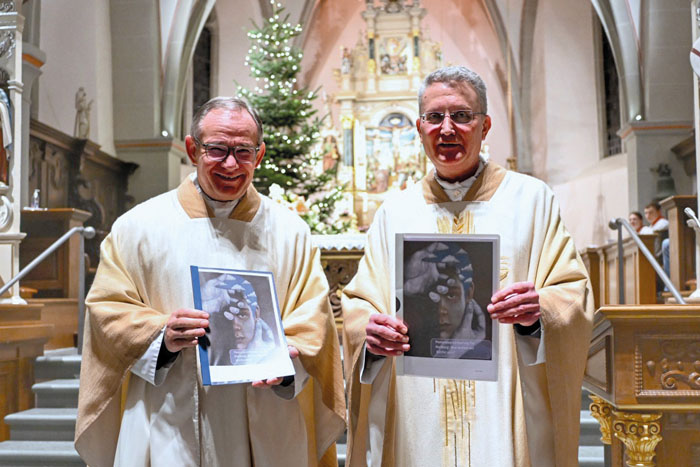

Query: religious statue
[322,92,335,130]
[0,68,11,187]
[74,87,93,139]
[341,47,352,75]
[322,135,340,173]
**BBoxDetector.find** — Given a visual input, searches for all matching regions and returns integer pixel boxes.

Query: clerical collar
[190,172,240,218]
[434,156,488,201]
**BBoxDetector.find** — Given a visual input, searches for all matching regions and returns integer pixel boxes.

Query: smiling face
[416,82,491,182]
[185,108,265,201]
[629,213,643,231]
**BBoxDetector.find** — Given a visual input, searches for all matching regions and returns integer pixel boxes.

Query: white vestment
[342,163,593,467]
[76,179,345,467]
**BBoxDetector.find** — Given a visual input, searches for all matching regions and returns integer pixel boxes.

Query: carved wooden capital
[322,256,360,319]
[588,395,613,445]
[612,410,663,467]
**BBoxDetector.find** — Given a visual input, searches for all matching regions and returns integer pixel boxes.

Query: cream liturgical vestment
[342,163,594,467]
[75,178,346,467]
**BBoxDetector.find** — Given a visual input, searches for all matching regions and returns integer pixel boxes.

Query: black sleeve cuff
[280,375,295,387]
[514,319,542,338]
[156,338,180,370]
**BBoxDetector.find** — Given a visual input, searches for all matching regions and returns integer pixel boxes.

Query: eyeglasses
[193,137,259,163]
[420,110,485,125]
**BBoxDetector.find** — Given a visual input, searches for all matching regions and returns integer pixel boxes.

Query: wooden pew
[580,234,657,306]
[660,195,697,292]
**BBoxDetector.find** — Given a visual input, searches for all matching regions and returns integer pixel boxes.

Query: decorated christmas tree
[237,1,350,234]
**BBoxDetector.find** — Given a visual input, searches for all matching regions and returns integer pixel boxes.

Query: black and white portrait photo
[396,234,499,381]
[191,266,294,385]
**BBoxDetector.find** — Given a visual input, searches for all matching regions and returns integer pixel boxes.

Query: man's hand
[252,345,299,388]
[164,308,209,353]
[487,281,540,326]
[365,314,410,357]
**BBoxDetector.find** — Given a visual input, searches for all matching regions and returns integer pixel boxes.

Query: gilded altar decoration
[588,395,613,444]
[612,411,662,467]
[329,0,443,229]
[378,37,410,75]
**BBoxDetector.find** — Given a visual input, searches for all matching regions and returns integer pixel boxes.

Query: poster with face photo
[395,233,499,381]
[191,266,294,385]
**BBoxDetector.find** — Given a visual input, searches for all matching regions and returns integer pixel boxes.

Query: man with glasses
[76,97,345,466]
[342,66,593,466]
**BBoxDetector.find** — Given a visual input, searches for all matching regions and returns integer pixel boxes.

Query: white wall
[530,0,602,185]
[552,154,630,249]
[643,0,693,122]
[38,0,115,155]
[213,1,264,97]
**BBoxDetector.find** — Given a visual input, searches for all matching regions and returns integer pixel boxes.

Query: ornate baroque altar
[326,0,443,229]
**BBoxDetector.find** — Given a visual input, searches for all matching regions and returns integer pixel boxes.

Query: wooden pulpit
[584,305,700,466]
[19,208,91,298]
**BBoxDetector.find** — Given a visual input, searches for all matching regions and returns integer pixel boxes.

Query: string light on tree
[237,0,349,234]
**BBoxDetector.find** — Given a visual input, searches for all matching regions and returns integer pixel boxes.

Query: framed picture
[191,266,294,385]
[395,233,500,381]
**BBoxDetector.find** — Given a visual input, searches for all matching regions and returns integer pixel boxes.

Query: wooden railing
[580,234,657,307]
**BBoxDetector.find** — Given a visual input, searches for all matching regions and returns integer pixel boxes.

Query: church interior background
[1,0,694,244]
[0,0,699,465]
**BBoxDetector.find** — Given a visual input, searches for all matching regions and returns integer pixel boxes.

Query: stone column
[114,137,187,204]
[621,122,693,211]
[691,0,700,300]
[0,0,24,303]
[362,8,377,94]
[19,42,44,207]
[408,2,425,89]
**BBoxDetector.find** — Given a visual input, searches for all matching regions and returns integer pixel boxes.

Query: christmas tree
[237,0,350,234]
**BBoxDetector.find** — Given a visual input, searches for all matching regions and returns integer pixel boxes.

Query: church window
[601,27,621,157]
[193,25,213,112]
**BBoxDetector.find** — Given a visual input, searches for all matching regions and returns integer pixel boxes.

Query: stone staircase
[579,388,606,467]
[0,348,83,466]
[0,348,603,466]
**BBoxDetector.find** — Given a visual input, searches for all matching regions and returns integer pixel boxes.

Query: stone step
[0,440,84,466]
[578,445,605,467]
[35,348,81,381]
[32,379,79,408]
[5,408,77,441]
[337,442,346,467]
[580,411,604,446]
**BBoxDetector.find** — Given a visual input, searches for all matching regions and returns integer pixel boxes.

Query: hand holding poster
[191,266,295,385]
[395,233,500,381]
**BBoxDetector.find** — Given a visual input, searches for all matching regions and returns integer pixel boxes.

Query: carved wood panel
[0,360,18,441]
[321,252,363,320]
[28,120,137,277]
[636,334,700,398]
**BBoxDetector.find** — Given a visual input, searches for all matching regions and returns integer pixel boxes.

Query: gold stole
[436,210,476,467]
